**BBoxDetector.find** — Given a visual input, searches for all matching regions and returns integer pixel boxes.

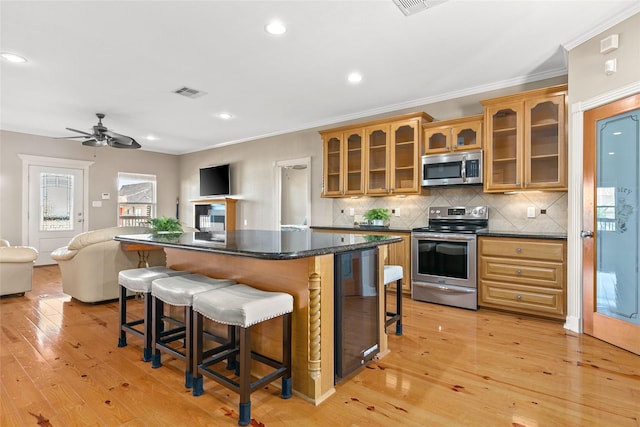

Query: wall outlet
[527,206,536,218]
[394,208,401,217]
[244,219,248,226]
[349,208,355,216]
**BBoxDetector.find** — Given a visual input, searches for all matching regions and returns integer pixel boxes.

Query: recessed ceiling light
[347,72,363,84]
[265,21,286,35]
[1,52,27,63]
[218,113,233,120]
[145,135,158,141]
[613,131,622,135]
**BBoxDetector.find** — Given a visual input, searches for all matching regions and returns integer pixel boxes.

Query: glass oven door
[411,232,477,288]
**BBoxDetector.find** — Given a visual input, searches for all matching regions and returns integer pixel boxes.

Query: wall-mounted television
[199,164,231,197]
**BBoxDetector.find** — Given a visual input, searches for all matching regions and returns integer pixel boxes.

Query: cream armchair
[51,226,166,303]
[0,239,39,296]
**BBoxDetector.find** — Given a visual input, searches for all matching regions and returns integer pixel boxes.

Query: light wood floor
[1,266,639,426]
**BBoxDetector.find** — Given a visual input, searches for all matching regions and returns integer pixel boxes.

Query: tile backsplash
[331,187,567,233]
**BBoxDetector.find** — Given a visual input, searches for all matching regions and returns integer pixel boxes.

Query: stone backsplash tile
[331,187,568,233]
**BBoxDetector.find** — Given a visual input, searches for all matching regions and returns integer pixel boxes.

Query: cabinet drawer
[479,280,565,319]
[479,238,564,261]
[480,257,563,289]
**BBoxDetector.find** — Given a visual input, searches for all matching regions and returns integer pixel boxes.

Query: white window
[118,172,156,226]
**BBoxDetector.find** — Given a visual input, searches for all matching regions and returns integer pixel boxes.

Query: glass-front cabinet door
[365,125,390,194]
[423,125,450,154]
[524,95,566,189]
[344,130,364,195]
[322,132,343,196]
[485,104,523,191]
[451,117,482,151]
[391,119,421,193]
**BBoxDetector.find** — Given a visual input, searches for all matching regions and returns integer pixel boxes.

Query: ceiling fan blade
[107,138,141,149]
[103,130,133,145]
[55,135,91,139]
[82,139,107,147]
[65,127,93,136]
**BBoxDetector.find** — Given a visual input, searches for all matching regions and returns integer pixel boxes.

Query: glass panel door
[28,165,84,265]
[345,131,363,194]
[595,109,639,325]
[489,107,520,188]
[583,93,640,355]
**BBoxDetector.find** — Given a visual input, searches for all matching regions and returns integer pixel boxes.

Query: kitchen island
[115,229,402,405]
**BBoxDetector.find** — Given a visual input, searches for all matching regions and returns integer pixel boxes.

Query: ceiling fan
[59,113,141,149]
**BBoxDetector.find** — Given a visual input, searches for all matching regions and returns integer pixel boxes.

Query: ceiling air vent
[392,0,447,16]
[173,86,206,99]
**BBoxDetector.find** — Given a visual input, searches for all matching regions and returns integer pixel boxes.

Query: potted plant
[363,208,391,227]
[148,216,183,234]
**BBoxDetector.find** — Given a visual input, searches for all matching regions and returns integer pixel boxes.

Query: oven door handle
[412,233,476,242]
[435,285,475,294]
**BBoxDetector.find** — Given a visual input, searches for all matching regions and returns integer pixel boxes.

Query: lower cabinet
[313,228,411,294]
[478,236,567,320]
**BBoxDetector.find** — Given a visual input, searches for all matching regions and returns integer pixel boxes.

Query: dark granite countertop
[477,229,567,240]
[115,229,403,260]
[311,225,413,233]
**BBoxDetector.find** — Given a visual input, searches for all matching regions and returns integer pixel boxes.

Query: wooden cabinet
[192,197,237,232]
[423,115,483,154]
[320,112,432,197]
[313,228,411,294]
[481,85,567,193]
[478,236,566,320]
[322,130,365,196]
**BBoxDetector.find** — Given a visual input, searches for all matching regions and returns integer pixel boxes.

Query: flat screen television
[199,164,231,197]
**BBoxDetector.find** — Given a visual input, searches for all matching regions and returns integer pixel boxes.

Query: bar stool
[150,274,236,388]
[384,265,403,336]
[191,284,293,426]
[118,266,190,361]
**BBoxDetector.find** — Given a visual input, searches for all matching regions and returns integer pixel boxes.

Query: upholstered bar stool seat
[192,284,294,426]
[150,274,235,388]
[383,265,403,336]
[118,266,190,361]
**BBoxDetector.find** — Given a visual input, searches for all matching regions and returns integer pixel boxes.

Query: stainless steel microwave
[421,150,483,187]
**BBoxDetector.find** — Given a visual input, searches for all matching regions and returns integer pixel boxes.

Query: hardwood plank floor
[1,265,638,426]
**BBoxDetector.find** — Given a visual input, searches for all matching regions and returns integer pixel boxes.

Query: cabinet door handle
[516,294,522,300]
[516,247,522,254]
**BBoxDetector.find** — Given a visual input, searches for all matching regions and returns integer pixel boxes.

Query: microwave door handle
[461,158,467,182]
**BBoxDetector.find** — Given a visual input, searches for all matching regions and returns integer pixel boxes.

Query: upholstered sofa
[0,239,39,296]
[51,226,166,303]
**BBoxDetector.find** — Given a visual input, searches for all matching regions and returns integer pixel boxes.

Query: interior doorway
[274,157,311,230]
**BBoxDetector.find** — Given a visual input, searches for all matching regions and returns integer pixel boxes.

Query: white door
[28,165,85,265]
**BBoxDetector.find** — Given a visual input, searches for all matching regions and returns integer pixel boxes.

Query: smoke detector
[393,0,447,16]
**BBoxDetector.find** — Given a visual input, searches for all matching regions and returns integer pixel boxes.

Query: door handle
[581,230,594,238]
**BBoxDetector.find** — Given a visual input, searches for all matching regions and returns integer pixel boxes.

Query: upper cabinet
[423,115,483,154]
[320,112,433,197]
[321,130,365,197]
[481,85,567,193]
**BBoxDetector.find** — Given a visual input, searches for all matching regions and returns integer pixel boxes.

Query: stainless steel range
[411,206,488,310]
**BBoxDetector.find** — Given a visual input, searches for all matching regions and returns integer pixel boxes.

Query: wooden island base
[165,246,389,405]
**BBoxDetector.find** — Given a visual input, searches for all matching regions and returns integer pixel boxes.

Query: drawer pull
[516,294,522,300]
[516,269,522,275]
[516,247,522,254]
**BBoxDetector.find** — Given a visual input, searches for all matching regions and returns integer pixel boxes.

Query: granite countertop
[477,229,567,240]
[115,229,403,260]
[311,225,413,233]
